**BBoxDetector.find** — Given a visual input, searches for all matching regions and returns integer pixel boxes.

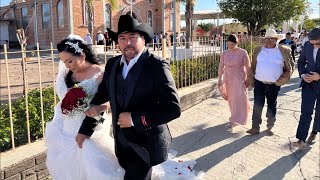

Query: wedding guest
[84,33,93,48]
[246,29,294,135]
[293,28,320,148]
[218,34,251,131]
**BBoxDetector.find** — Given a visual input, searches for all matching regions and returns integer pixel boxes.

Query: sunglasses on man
[310,42,320,46]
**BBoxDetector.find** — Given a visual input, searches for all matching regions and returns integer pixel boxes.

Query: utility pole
[33,1,39,47]
[173,0,176,60]
[50,0,54,45]
[162,0,166,59]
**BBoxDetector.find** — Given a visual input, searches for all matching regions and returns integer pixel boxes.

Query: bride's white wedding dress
[45,62,204,180]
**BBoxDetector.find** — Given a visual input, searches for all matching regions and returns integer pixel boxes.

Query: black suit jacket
[298,41,320,94]
[79,49,181,166]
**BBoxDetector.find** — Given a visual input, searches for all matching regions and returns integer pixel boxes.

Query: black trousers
[252,79,281,129]
[296,85,320,141]
[117,147,152,180]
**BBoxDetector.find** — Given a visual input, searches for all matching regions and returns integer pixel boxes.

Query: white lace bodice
[55,70,103,136]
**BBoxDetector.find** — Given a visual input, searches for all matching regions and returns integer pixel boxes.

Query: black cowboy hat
[107,15,154,44]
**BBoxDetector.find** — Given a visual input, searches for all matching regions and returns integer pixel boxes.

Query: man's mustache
[124,45,135,51]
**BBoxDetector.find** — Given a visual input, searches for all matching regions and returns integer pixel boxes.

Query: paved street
[1,65,319,179]
[168,70,320,180]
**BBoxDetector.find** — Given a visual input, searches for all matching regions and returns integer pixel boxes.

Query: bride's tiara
[65,41,83,54]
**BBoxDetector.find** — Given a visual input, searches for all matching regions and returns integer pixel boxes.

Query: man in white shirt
[247,29,294,135]
[96,31,105,45]
[84,33,93,47]
[293,28,320,149]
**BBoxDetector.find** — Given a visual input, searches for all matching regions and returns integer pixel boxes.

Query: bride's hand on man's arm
[84,102,110,118]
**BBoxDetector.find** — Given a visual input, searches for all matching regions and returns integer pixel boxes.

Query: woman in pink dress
[218,34,251,131]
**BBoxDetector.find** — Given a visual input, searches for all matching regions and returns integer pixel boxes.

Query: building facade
[0,0,180,49]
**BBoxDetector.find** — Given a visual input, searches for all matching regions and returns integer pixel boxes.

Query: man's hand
[75,133,89,148]
[118,112,132,128]
[302,74,313,83]
[308,72,320,81]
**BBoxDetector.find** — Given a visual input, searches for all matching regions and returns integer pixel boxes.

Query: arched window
[42,3,51,29]
[148,0,151,4]
[21,7,28,29]
[147,10,152,27]
[105,4,111,29]
[83,0,94,25]
[57,0,64,28]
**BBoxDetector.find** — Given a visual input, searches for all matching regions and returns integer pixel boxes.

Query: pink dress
[218,48,250,125]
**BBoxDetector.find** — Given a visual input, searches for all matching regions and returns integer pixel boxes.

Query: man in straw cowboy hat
[293,28,320,149]
[77,15,181,179]
[246,29,294,135]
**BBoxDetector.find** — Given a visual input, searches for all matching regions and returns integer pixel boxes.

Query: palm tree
[179,0,195,48]
[86,0,117,38]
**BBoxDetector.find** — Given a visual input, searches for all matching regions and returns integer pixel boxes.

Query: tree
[219,0,307,35]
[179,0,196,48]
[304,19,316,30]
[313,18,320,27]
[86,0,117,39]
[198,22,213,33]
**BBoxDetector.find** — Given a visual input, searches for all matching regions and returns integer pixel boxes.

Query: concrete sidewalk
[168,70,320,180]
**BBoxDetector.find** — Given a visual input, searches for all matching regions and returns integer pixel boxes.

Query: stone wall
[1,153,49,180]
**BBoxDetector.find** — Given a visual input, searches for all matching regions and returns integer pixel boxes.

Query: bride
[45,34,203,180]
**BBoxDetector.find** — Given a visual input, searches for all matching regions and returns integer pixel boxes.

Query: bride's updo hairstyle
[57,34,99,87]
[57,34,98,65]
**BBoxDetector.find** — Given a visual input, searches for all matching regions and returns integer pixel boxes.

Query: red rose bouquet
[61,84,104,123]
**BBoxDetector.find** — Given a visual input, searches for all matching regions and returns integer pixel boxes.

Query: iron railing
[0,36,263,152]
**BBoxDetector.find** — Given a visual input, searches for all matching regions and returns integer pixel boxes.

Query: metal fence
[0,36,263,152]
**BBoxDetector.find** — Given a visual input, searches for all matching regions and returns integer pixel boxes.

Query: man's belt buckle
[262,81,274,85]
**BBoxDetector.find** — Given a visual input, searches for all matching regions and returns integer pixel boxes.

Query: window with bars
[21,7,28,29]
[57,0,64,28]
[105,4,111,29]
[42,3,51,29]
[147,10,152,27]
[83,0,94,25]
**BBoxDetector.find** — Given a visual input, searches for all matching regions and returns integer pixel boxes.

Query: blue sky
[1,0,319,19]
[180,0,319,19]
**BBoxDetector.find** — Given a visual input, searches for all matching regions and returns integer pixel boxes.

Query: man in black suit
[294,28,320,149]
[279,32,296,62]
[75,15,181,179]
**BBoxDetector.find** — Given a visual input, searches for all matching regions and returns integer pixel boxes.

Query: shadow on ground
[171,123,243,157]
[193,133,265,172]
[249,147,311,180]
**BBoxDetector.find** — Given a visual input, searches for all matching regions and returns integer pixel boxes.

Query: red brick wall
[13,0,69,49]
[8,0,180,49]
[108,0,180,35]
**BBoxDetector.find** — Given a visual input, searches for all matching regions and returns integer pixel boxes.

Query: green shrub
[170,54,220,88]
[0,87,57,152]
[239,40,261,58]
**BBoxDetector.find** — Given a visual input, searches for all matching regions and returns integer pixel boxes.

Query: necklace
[80,64,90,72]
